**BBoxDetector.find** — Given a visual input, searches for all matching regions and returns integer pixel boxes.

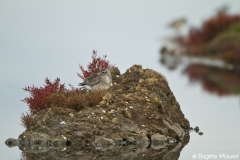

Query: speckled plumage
[79,68,112,91]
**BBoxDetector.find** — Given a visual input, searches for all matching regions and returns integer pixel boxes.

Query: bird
[78,68,112,91]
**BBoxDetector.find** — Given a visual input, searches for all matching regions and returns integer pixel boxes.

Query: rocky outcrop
[5,65,190,160]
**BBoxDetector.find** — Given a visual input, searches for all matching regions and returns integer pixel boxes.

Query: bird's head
[100,68,111,77]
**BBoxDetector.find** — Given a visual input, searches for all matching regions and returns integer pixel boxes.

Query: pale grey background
[1,1,240,159]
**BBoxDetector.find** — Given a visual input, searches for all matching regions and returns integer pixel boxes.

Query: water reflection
[160,46,181,70]
[160,10,240,96]
[183,64,240,96]
[189,126,204,136]
[5,125,205,160]
[6,136,190,160]
[160,46,240,96]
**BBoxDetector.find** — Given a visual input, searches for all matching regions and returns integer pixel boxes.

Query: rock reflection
[189,126,204,136]
[6,135,189,160]
[160,46,181,70]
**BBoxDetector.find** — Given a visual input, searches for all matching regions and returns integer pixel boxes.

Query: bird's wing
[79,73,101,86]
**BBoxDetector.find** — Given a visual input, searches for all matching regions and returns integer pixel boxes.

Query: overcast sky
[1,1,240,159]
[1,0,240,88]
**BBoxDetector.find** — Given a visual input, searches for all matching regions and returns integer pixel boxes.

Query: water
[1,1,240,159]
[160,64,240,159]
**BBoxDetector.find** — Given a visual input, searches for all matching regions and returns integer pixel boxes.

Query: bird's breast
[102,76,112,84]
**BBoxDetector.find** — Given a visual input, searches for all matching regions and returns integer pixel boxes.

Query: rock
[138,136,150,148]
[124,110,132,119]
[94,136,115,146]
[6,65,190,160]
[99,100,106,105]
[69,113,74,118]
[199,132,203,135]
[101,115,109,122]
[102,93,112,100]
[151,133,167,150]
[76,111,82,118]
[194,126,200,133]
[116,107,123,113]
[126,137,135,144]
[112,117,119,125]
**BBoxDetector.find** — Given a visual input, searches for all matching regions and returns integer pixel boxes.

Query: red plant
[22,78,65,115]
[77,50,115,80]
[22,51,114,115]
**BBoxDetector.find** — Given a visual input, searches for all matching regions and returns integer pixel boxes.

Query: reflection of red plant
[185,13,240,46]
[181,13,240,65]
[77,50,115,80]
[22,78,65,115]
[221,49,240,64]
[183,64,240,96]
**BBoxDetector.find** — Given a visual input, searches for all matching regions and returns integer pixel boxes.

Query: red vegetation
[78,50,115,80]
[22,77,106,127]
[185,13,240,46]
[183,64,240,96]
[22,78,65,115]
[21,51,115,128]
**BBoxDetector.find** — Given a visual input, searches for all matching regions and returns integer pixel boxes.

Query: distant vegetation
[21,50,114,128]
[181,13,240,65]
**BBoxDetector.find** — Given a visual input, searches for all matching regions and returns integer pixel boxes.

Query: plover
[79,68,112,91]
